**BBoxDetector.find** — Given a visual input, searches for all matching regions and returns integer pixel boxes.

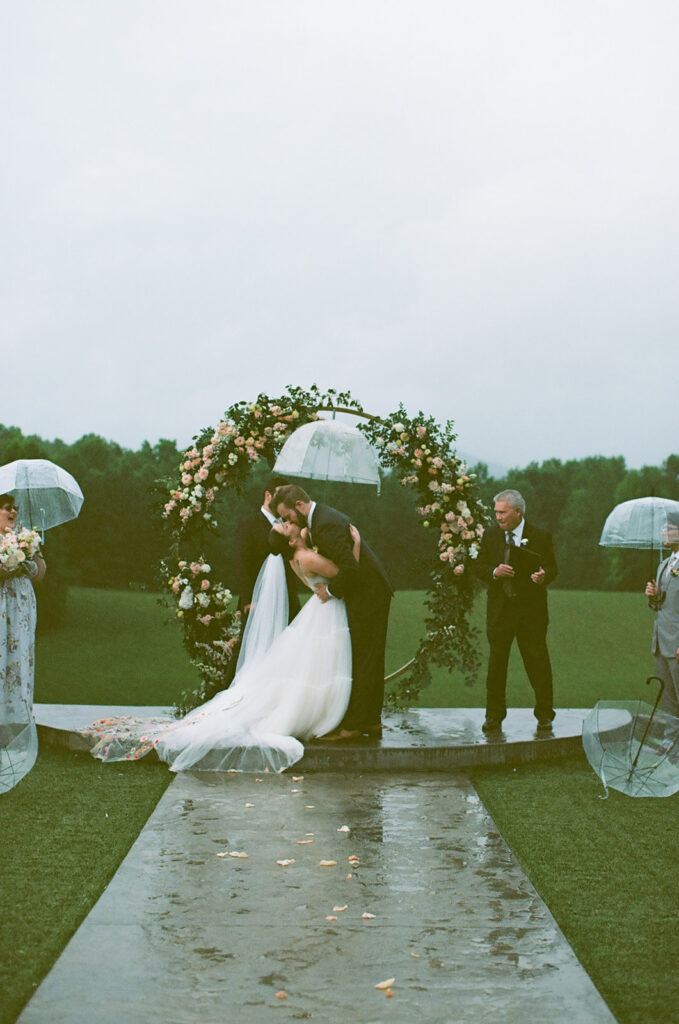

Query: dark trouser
[485,611,554,724]
[341,591,392,730]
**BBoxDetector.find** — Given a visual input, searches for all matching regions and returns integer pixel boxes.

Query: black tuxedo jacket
[475,521,557,632]
[233,511,300,620]
[308,503,392,608]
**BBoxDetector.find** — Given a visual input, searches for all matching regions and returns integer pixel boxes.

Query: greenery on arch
[160,385,486,712]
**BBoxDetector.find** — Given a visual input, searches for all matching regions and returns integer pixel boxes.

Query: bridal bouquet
[0,528,41,572]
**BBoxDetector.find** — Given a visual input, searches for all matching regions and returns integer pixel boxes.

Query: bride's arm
[295,548,340,579]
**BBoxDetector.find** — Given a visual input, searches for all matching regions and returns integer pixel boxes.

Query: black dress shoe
[482,718,502,733]
[363,724,383,739]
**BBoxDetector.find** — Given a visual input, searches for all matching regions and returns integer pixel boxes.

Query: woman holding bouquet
[0,494,46,716]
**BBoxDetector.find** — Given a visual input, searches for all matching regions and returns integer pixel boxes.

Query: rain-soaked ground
[18,771,615,1023]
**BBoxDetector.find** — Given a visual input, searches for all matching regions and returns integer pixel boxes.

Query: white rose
[178,585,194,610]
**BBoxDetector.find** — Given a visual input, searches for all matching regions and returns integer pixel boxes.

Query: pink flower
[190,562,202,575]
[201,579,210,591]
[171,580,181,594]
[416,426,427,438]
[454,564,465,575]
[181,473,192,485]
[196,467,209,481]
[198,615,213,626]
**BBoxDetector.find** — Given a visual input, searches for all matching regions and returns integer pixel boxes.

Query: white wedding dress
[88,554,352,773]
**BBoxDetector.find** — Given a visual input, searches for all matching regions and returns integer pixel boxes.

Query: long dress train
[88,555,352,773]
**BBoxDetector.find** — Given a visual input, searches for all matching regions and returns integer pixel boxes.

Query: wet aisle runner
[19,772,615,1023]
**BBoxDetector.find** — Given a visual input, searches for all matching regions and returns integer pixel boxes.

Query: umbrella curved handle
[632,676,666,769]
[646,675,665,707]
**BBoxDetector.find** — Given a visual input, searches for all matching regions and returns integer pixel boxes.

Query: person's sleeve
[316,522,360,600]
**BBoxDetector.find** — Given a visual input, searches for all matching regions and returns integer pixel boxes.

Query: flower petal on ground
[325,915,338,922]
[228,851,249,858]
[297,839,314,845]
[337,825,350,832]
[375,978,395,990]
[319,860,337,867]
[362,913,376,919]
[276,859,296,866]
[333,905,348,912]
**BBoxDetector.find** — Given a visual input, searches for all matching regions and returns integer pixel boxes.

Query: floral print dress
[0,574,37,718]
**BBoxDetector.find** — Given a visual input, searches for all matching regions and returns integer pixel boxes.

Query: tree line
[1,423,677,630]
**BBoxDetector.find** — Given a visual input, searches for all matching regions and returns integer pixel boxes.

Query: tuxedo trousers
[653,653,679,717]
[340,590,392,730]
[485,602,554,723]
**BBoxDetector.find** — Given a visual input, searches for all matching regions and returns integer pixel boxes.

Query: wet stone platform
[35,704,592,769]
[18,770,615,1024]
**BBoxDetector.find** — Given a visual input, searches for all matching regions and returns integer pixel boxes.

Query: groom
[272,484,393,740]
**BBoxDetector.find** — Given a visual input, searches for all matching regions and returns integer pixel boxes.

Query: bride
[88,521,357,773]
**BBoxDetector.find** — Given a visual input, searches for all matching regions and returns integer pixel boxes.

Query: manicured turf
[34,586,656,708]
[469,755,679,1024]
[1,586,672,1022]
[0,746,170,1024]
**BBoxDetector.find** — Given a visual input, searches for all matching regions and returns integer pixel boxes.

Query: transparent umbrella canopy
[0,458,84,534]
[0,706,38,794]
[582,678,679,797]
[599,496,679,554]
[273,419,381,491]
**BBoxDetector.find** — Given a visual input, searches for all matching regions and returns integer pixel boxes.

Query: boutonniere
[313,546,319,554]
[671,565,679,578]
[521,538,529,547]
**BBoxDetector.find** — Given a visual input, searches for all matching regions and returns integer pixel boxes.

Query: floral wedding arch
[161,385,486,711]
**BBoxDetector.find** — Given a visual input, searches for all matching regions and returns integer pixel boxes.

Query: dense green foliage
[2,422,678,641]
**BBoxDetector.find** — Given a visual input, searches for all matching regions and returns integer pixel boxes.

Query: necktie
[503,532,516,597]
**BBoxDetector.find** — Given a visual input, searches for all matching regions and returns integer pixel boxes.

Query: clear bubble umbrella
[0,705,38,794]
[599,496,679,559]
[274,419,381,491]
[582,678,679,797]
[0,458,84,536]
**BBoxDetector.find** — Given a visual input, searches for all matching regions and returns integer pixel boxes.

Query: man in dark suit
[475,488,557,733]
[273,483,392,740]
[233,476,301,622]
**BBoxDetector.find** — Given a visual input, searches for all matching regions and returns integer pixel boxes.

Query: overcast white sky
[2,1,677,472]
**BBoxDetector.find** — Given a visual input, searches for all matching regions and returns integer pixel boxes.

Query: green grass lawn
[34,586,657,708]
[469,755,679,1024]
[0,746,170,1024]
[1,586,673,1023]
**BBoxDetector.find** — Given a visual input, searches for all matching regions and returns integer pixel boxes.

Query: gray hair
[494,489,526,514]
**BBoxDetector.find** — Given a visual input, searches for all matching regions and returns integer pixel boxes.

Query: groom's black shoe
[363,724,383,739]
[482,718,502,734]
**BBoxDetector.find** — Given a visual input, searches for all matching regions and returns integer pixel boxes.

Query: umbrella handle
[632,676,665,768]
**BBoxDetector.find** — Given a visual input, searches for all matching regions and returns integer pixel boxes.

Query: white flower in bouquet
[0,528,41,571]
[179,585,194,610]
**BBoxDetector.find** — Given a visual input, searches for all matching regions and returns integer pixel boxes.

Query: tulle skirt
[89,594,351,774]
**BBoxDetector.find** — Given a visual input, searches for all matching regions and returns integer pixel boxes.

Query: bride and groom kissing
[272,483,393,743]
[89,482,392,772]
